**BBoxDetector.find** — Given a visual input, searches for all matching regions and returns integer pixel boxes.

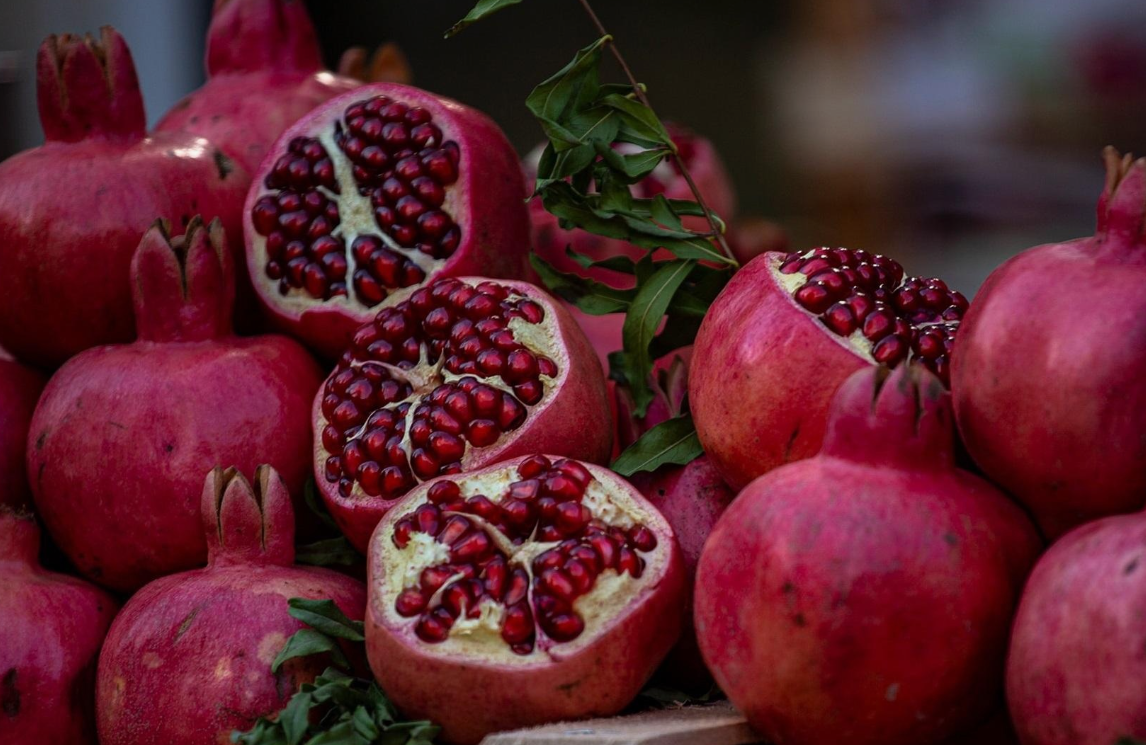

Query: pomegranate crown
[1097,147,1146,258]
[36,26,146,143]
[820,364,955,470]
[202,465,295,567]
[130,216,236,343]
[0,506,41,567]
[207,0,323,76]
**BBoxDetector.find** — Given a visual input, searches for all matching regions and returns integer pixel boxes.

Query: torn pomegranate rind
[375,457,671,660]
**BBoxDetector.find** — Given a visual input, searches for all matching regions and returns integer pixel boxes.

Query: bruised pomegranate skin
[96,466,366,745]
[365,455,686,745]
[952,148,1146,540]
[0,27,248,368]
[28,219,322,592]
[695,366,1041,745]
[1006,509,1146,745]
[691,248,967,490]
[0,508,118,745]
[244,83,531,357]
[0,357,45,510]
[314,277,613,551]
[155,0,361,174]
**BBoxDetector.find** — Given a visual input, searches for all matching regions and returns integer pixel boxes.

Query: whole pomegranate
[365,455,685,745]
[0,508,117,745]
[314,276,612,551]
[28,218,322,591]
[0,355,45,510]
[96,465,366,745]
[952,148,1146,539]
[1007,508,1146,745]
[156,0,361,175]
[0,27,248,367]
[695,365,1042,745]
[691,247,968,490]
[244,83,531,356]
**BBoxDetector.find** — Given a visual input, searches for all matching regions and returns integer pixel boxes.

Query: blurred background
[3,0,1146,293]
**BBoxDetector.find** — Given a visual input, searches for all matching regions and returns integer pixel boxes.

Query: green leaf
[621,261,695,414]
[294,536,361,568]
[612,414,703,476]
[287,598,365,641]
[526,37,609,134]
[280,689,314,745]
[600,93,673,148]
[529,254,634,314]
[271,628,349,674]
[445,0,524,37]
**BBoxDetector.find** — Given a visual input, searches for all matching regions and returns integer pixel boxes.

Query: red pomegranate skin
[96,466,366,745]
[156,0,360,174]
[1006,509,1146,745]
[695,366,1042,745]
[952,148,1146,540]
[0,28,248,368]
[0,357,45,510]
[0,508,118,745]
[27,219,322,592]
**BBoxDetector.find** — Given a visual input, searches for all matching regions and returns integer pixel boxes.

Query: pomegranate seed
[467,419,499,446]
[414,504,442,535]
[420,565,454,593]
[555,502,590,535]
[618,547,643,578]
[500,499,533,528]
[427,479,461,505]
[629,525,658,552]
[823,302,857,336]
[392,518,414,548]
[542,613,584,642]
[438,515,472,545]
[415,610,452,643]
[357,461,382,495]
[565,559,594,594]
[395,588,426,617]
[451,531,492,562]
[502,603,534,645]
[590,535,618,569]
[872,335,908,366]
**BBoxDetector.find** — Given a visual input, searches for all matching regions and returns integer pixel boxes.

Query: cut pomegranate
[690,246,968,489]
[244,83,531,356]
[365,455,685,745]
[313,277,612,550]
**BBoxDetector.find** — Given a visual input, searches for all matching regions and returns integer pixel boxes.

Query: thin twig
[575,0,736,264]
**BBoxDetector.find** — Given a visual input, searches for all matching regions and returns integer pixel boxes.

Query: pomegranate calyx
[0,508,39,566]
[206,0,323,77]
[37,26,146,143]
[203,465,295,567]
[1097,147,1146,263]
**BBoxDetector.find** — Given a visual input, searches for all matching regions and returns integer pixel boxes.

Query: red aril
[0,27,248,368]
[365,455,685,745]
[155,0,361,174]
[314,277,612,551]
[96,466,366,745]
[244,84,531,356]
[690,246,968,489]
[28,218,322,591]
[695,366,1041,745]
[952,148,1146,539]
[0,355,45,510]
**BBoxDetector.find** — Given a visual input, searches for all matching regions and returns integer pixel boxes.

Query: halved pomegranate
[690,247,968,489]
[244,83,531,356]
[365,455,685,745]
[314,277,612,550]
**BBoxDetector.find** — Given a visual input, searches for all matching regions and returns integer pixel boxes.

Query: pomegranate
[690,247,968,490]
[244,84,531,356]
[0,27,248,368]
[365,455,686,744]
[0,355,45,510]
[695,365,1042,745]
[0,508,117,745]
[952,148,1146,539]
[28,218,322,592]
[96,465,367,745]
[156,0,362,175]
[314,277,612,551]
[1007,508,1146,745]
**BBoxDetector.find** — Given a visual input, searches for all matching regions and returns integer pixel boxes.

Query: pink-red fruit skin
[952,147,1146,540]
[0,28,248,368]
[28,219,322,592]
[156,0,360,174]
[0,357,45,510]
[96,465,366,745]
[0,508,118,745]
[695,366,1042,745]
[1006,509,1146,745]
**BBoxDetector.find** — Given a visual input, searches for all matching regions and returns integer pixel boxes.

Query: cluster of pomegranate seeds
[321,279,557,499]
[390,456,657,654]
[251,95,462,307]
[779,248,968,384]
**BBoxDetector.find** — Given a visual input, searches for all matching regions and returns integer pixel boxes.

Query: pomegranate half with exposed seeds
[245,84,531,356]
[0,27,248,368]
[0,355,45,510]
[695,366,1042,745]
[691,247,968,489]
[365,455,685,745]
[953,148,1146,539]
[314,277,612,551]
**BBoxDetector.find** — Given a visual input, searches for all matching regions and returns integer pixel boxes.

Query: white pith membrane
[319,278,567,501]
[771,247,966,385]
[375,458,670,661]
[249,93,465,313]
